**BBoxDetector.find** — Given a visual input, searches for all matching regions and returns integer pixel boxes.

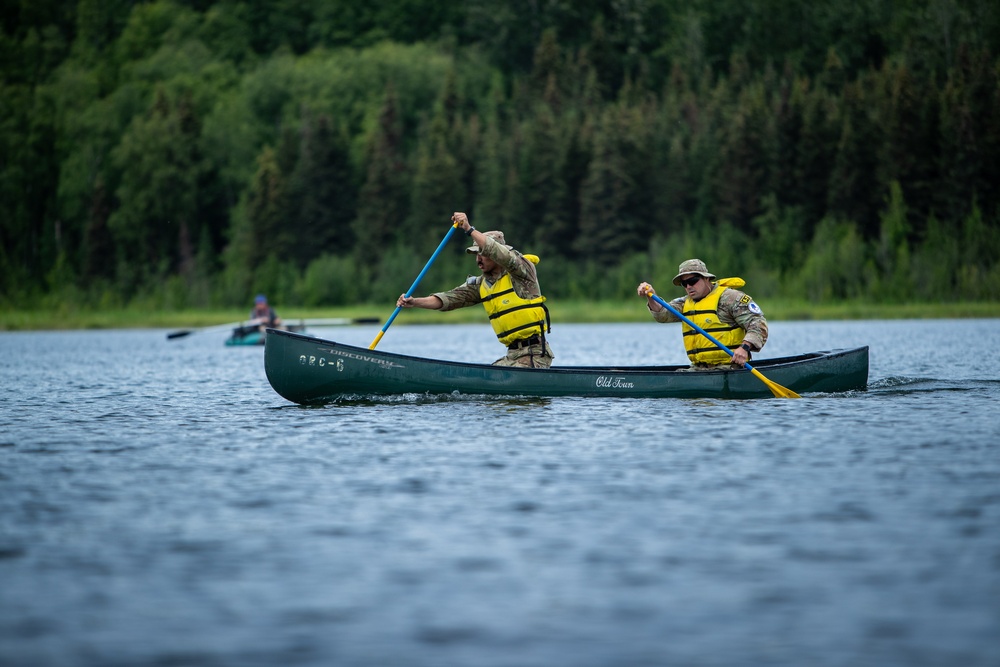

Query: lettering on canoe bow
[298,348,405,371]
[595,376,635,389]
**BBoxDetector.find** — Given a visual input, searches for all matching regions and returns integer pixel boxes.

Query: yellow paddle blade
[751,368,801,399]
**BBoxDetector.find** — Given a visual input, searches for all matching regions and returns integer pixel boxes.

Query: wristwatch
[740,342,752,353]
[464,226,476,236]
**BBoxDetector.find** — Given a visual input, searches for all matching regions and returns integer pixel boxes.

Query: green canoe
[263,329,869,403]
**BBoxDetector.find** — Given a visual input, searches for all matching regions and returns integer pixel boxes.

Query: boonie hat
[672,259,717,285]
[466,230,513,254]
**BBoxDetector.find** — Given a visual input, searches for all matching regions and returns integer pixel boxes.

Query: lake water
[2,319,999,667]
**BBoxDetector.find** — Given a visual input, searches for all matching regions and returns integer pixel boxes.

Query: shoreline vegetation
[2,301,998,332]
[4,3,999,316]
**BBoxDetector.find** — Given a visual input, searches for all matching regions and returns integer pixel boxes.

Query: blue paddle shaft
[378,224,460,333]
[648,292,756,371]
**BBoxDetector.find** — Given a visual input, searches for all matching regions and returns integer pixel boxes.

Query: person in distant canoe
[250,294,282,331]
[396,212,554,368]
[637,258,768,370]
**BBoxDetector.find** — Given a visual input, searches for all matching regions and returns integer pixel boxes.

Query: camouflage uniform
[434,234,554,368]
[651,287,769,371]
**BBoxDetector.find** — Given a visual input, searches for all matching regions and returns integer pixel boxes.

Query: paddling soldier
[396,212,554,368]
[251,294,282,331]
[637,259,768,370]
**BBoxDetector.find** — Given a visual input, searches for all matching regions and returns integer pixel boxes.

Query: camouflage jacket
[434,236,543,311]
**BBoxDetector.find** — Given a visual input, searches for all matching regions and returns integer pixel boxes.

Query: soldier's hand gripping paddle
[641,288,800,399]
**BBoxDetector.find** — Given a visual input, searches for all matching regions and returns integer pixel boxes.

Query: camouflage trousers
[492,341,554,369]
[680,362,744,372]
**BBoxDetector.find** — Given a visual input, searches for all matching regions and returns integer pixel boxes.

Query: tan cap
[466,230,513,254]
[672,258,716,285]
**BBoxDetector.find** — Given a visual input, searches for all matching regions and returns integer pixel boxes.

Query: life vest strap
[496,319,545,340]
[683,324,740,337]
[488,303,540,320]
[481,288,515,303]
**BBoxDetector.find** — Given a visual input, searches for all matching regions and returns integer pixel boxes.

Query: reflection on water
[1,320,999,667]
[314,392,555,408]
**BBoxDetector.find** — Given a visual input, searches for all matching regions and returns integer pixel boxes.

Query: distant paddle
[301,317,380,326]
[369,221,460,350]
[641,288,801,399]
[168,316,379,340]
[167,320,261,340]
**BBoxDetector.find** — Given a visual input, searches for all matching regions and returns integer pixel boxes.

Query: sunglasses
[679,276,702,287]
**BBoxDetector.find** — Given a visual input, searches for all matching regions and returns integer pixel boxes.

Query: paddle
[167,319,263,340]
[641,288,801,399]
[369,221,460,350]
[168,316,381,339]
[299,317,381,326]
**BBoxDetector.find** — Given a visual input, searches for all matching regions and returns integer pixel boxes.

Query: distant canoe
[263,329,869,403]
[225,317,380,346]
[225,323,307,346]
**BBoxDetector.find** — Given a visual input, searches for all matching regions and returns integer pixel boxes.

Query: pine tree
[288,111,356,266]
[879,59,939,235]
[243,145,292,270]
[473,79,508,231]
[108,87,200,284]
[407,103,465,251]
[937,46,1000,224]
[576,106,640,264]
[353,83,409,266]
[715,81,774,232]
[794,81,838,229]
[522,102,569,255]
[827,78,883,237]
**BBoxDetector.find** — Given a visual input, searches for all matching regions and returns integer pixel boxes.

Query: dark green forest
[3,0,999,312]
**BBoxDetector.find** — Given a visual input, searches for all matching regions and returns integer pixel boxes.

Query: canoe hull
[264,329,869,403]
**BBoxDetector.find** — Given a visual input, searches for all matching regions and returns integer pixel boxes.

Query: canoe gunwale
[268,328,841,374]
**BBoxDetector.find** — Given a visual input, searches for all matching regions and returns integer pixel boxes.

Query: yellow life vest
[682,278,746,365]
[479,259,548,346]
